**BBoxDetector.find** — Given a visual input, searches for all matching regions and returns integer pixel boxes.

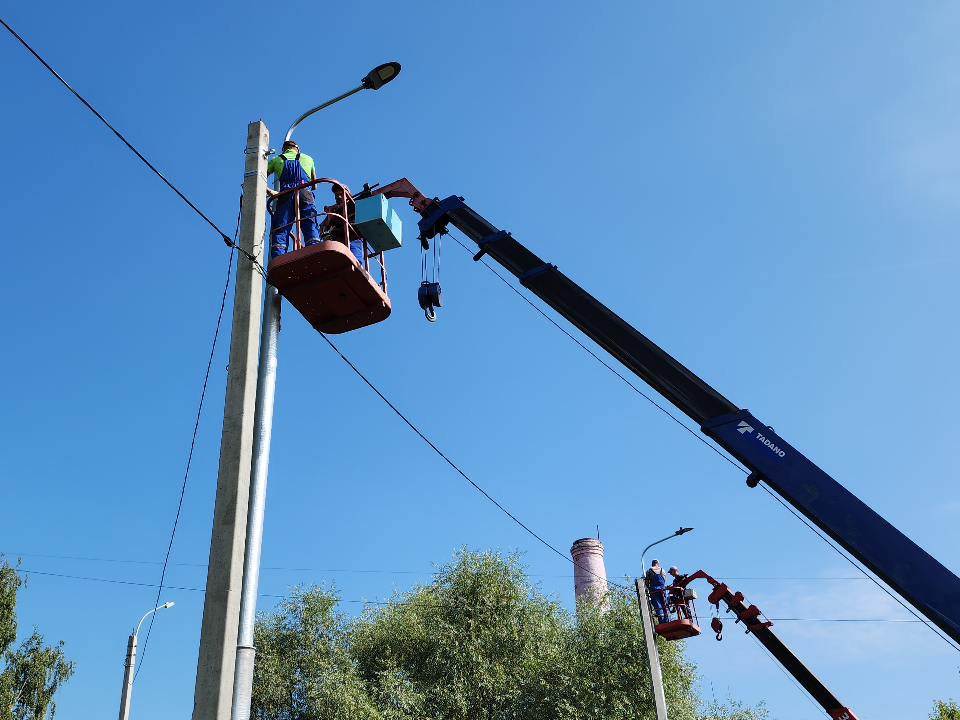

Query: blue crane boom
[412,192,960,645]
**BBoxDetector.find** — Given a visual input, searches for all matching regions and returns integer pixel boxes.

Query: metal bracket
[417,195,466,238]
[244,145,275,158]
[473,230,511,261]
[518,262,557,285]
[700,408,752,432]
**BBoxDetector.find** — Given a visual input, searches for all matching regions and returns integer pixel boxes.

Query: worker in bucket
[645,559,670,623]
[668,566,691,619]
[266,140,320,258]
[321,184,364,265]
[668,566,688,586]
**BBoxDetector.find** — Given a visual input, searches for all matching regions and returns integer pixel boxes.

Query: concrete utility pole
[635,579,670,720]
[118,602,174,720]
[118,634,136,720]
[192,121,270,720]
[635,527,692,720]
[226,64,402,720]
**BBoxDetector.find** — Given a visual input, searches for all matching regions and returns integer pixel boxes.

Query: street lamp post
[635,527,693,720]
[118,602,174,720]
[228,62,401,720]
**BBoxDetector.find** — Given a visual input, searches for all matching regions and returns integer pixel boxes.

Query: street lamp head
[163,602,175,609]
[675,527,694,536]
[362,62,401,90]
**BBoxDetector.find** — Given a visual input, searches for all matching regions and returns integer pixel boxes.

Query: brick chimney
[571,538,609,609]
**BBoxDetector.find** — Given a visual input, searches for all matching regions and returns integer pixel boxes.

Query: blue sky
[2,2,959,718]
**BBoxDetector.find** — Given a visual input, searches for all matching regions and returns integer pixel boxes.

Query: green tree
[251,548,767,720]
[930,699,960,720]
[252,584,378,720]
[929,667,960,720]
[701,696,769,720]
[0,558,75,720]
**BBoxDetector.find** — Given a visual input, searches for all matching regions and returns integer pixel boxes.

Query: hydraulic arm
[681,570,858,720]
[387,186,960,645]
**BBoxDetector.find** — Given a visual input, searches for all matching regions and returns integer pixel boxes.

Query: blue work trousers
[271,189,320,258]
[650,590,668,623]
[350,239,364,265]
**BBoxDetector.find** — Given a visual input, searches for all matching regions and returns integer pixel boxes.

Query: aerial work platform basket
[266,178,399,334]
[652,587,702,641]
[269,240,390,334]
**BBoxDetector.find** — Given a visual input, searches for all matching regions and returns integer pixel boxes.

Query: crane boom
[678,570,858,720]
[409,192,960,645]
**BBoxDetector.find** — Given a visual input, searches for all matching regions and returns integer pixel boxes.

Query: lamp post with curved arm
[118,602,174,720]
[228,62,402,720]
[636,527,693,720]
[641,527,693,578]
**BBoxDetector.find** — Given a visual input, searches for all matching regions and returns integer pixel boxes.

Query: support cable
[134,206,240,682]
[315,331,626,590]
[449,235,749,476]
[0,16,262,271]
[11,567,943,621]
[451,234,960,653]
[746,632,829,718]
[758,484,959,653]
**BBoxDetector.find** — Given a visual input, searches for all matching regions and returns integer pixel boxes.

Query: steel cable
[134,208,239,681]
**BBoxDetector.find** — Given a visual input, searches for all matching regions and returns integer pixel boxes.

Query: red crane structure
[638,570,859,720]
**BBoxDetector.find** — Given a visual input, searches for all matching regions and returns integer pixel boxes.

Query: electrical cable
[0,16,264,273]
[449,235,749,476]
[10,565,934,621]
[315,331,627,591]
[12,568,372,603]
[746,632,829,718]
[1,17,223,245]
[3,551,922,586]
[757,485,960,653]
[450,233,960,652]
[6,8,951,657]
[17,568,215,594]
[133,208,239,683]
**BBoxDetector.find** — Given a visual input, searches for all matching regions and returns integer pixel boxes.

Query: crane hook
[418,282,442,323]
[711,617,723,641]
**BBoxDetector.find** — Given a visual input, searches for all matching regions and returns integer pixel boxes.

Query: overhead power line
[315,332,625,591]
[450,234,960,654]
[12,566,935,623]
[757,484,959,654]
[12,568,372,602]
[7,6,952,658]
[1,551,886,581]
[133,211,238,683]
[450,235,750,476]
[0,17,223,240]
[0,16,260,267]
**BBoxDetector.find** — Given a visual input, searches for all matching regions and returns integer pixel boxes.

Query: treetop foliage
[0,557,75,720]
[251,548,768,720]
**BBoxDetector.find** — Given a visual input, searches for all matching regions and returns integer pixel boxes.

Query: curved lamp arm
[134,602,174,638]
[284,62,401,143]
[640,527,694,584]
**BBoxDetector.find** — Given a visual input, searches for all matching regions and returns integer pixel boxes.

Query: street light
[284,61,401,142]
[637,527,693,720]
[640,527,694,574]
[228,62,403,720]
[118,601,174,720]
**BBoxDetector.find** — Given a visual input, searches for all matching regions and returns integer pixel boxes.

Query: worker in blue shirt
[645,559,670,624]
[266,140,320,259]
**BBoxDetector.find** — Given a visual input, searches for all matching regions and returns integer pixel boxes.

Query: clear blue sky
[2,2,959,718]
